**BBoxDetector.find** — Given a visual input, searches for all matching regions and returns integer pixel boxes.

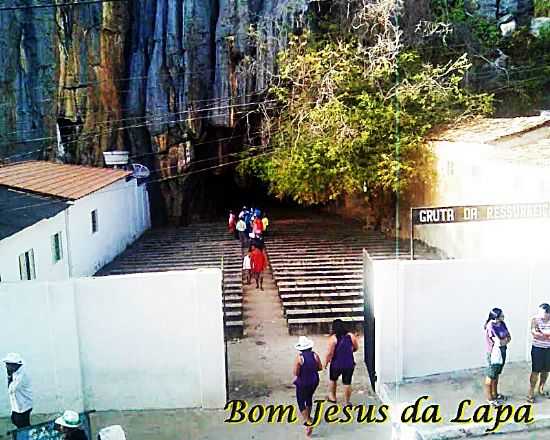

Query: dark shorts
[486,346,507,379]
[531,346,550,373]
[11,409,31,429]
[329,366,354,385]
[296,382,318,412]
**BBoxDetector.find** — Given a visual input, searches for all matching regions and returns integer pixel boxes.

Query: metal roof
[0,187,69,240]
[0,161,131,200]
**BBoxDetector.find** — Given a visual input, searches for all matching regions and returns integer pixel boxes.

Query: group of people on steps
[229,207,269,290]
[228,206,269,249]
[292,319,359,438]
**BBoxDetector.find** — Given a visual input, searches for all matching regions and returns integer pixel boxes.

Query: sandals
[326,398,337,403]
[496,394,507,401]
[539,390,550,398]
[527,396,536,404]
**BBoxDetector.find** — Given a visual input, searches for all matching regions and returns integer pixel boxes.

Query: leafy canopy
[240,27,492,205]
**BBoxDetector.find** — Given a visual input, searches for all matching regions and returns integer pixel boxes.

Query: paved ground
[382,362,550,439]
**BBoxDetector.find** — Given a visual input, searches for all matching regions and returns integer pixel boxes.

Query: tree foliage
[239,2,492,205]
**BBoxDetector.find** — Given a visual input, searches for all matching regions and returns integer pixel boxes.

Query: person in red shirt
[250,244,266,290]
[253,216,264,236]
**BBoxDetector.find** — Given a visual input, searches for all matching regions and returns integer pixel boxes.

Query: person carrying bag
[484,308,511,406]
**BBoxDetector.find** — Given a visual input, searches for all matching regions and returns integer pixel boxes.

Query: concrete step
[280,292,363,300]
[286,306,364,318]
[287,316,364,335]
[279,285,362,293]
[270,262,363,268]
[282,298,363,308]
[277,279,362,287]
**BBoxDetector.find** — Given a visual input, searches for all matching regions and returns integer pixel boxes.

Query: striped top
[533,317,550,348]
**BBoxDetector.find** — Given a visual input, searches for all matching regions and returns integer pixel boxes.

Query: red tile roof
[0,161,131,200]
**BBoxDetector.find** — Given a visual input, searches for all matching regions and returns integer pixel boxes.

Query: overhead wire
[0,87,273,138]
[1,121,287,180]
[0,99,282,154]
[0,147,278,213]
[0,0,128,12]
[0,68,273,109]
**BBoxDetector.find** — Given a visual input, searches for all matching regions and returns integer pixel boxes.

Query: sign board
[412,202,550,226]
[10,412,92,440]
[410,201,550,259]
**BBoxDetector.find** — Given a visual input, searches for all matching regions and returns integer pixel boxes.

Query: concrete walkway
[382,362,550,439]
[223,258,391,438]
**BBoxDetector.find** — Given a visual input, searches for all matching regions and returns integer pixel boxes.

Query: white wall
[0,211,70,282]
[0,281,84,415]
[416,141,550,259]
[365,255,404,388]
[0,180,150,282]
[67,180,151,277]
[0,269,226,416]
[373,258,550,386]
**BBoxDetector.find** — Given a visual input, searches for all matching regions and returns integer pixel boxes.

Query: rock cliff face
[466,0,534,21]
[0,0,309,222]
[0,0,536,222]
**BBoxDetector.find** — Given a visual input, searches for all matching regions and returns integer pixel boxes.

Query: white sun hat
[98,425,126,440]
[2,353,23,365]
[295,336,314,351]
[55,410,81,428]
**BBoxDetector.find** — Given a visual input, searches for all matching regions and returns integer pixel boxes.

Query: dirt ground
[226,266,374,403]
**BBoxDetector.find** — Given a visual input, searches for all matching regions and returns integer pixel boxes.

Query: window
[19,249,36,281]
[91,209,98,234]
[52,232,63,263]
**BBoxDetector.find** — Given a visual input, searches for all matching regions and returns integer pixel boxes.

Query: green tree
[240,28,492,204]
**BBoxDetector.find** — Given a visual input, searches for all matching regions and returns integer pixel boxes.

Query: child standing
[242,248,252,285]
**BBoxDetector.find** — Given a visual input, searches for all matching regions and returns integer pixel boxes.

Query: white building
[414,113,550,259]
[0,161,151,281]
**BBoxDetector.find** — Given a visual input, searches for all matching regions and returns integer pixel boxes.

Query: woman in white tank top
[528,303,550,403]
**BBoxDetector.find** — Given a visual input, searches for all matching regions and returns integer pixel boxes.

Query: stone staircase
[266,217,415,335]
[96,223,244,338]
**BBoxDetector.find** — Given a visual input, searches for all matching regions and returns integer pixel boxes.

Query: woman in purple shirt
[293,336,322,438]
[484,308,511,406]
[324,319,359,405]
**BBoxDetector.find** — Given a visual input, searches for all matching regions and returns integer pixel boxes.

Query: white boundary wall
[366,255,550,388]
[0,269,226,416]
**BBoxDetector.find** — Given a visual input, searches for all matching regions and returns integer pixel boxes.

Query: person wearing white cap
[2,353,32,428]
[292,336,322,438]
[55,410,88,440]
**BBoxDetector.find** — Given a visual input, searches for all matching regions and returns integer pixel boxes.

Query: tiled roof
[0,187,69,240]
[0,161,131,200]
